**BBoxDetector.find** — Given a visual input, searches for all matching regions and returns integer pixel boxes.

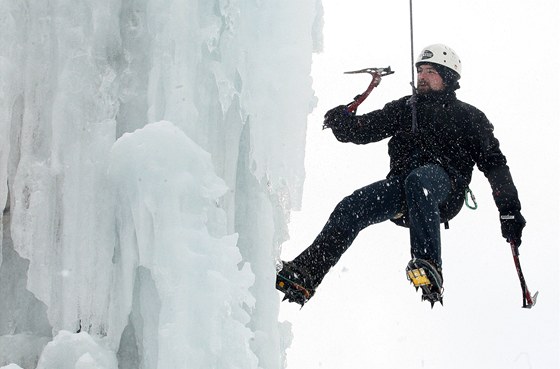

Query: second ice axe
[344,66,395,113]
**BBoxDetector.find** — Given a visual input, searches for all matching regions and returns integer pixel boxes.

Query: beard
[417,82,436,94]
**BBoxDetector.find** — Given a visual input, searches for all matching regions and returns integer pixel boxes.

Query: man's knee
[404,169,427,194]
[404,166,453,209]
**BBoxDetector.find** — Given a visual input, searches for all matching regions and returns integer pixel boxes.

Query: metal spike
[523,291,539,309]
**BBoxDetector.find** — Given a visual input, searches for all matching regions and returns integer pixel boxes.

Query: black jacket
[326,90,521,223]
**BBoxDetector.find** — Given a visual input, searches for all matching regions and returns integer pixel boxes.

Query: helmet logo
[421,50,434,60]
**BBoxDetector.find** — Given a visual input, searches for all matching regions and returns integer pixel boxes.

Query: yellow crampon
[407,267,432,287]
[406,259,444,308]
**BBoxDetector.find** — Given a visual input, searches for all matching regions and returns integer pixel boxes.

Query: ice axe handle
[509,241,538,309]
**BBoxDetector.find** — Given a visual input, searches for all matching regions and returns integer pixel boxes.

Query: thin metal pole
[409,0,416,89]
[408,0,418,133]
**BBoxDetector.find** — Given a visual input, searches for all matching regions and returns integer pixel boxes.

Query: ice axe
[344,66,394,113]
[509,241,538,308]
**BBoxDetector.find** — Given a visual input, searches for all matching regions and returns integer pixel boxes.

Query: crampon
[276,262,316,307]
[406,259,444,308]
[276,275,313,306]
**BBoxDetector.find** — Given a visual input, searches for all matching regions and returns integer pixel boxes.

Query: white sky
[280,1,560,368]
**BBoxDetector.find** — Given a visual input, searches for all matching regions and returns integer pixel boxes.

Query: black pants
[292,164,451,287]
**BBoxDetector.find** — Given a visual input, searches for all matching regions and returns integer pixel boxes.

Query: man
[276,44,526,307]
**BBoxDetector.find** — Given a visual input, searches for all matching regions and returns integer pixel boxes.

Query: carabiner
[465,187,478,210]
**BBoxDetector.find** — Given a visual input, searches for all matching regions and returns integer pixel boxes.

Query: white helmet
[416,44,461,78]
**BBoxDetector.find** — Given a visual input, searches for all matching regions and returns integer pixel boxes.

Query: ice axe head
[344,66,395,76]
[343,66,395,113]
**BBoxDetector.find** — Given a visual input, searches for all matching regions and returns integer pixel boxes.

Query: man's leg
[289,176,406,288]
[404,165,451,270]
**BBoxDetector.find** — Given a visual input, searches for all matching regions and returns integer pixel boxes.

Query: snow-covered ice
[0,0,321,368]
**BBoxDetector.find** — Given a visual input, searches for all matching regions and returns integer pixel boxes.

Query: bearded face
[416,64,445,94]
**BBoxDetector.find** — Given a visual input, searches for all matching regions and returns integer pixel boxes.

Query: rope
[408,0,418,133]
[409,0,416,89]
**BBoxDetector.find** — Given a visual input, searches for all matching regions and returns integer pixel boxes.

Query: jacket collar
[417,90,457,104]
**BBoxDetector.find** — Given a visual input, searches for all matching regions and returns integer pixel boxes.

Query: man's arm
[323,99,404,144]
[472,113,526,245]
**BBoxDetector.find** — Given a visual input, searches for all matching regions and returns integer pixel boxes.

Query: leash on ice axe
[343,67,394,113]
[509,240,538,308]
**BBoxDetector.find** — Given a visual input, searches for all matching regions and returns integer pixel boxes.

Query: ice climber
[276,44,526,307]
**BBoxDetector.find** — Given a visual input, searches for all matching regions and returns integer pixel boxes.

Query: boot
[406,258,444,308]
[276,261,317,306]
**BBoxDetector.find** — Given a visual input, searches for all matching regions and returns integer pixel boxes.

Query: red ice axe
[344,66,394,113]
[510,241,538,308]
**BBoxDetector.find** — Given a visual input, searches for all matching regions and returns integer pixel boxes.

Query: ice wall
[0,0,322,368]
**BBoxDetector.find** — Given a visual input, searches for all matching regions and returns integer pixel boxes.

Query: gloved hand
[323,105,350,129]
[500,210,526,246]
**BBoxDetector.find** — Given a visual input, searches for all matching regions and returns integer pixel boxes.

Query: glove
[323,105,351,129]
[500,210,526,246]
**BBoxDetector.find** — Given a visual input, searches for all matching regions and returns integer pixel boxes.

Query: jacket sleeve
[326,99,403,144]
[469,111,522,213]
